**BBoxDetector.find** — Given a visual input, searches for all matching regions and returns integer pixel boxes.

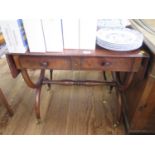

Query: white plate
[96,39,141,51]
[96,28,143,51]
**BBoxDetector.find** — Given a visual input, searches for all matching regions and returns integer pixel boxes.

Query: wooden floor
[0,57,125,134]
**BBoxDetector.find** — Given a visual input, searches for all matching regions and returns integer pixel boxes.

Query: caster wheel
[113,121,120,128]
[36,119,41,124]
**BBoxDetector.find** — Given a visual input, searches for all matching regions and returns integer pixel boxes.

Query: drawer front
[80,57,141,72]
[71,58,81,70]
[16,56,71,70]
[13,55,141,72]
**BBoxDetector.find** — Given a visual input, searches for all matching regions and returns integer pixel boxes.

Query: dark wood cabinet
[123,46,155,134]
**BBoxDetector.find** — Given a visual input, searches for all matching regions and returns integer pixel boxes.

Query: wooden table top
[6,45,148,58]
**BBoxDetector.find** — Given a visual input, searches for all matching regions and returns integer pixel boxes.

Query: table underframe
[21,68,135,127]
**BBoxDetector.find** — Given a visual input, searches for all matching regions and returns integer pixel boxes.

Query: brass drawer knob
[40,62,48,68]
[101,62,111,66]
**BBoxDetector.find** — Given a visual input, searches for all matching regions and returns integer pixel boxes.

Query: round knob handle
[40,62,48,68]
[101,62,111,66]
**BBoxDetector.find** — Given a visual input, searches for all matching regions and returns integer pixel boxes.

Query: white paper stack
[62,19,79,49]
[23,19,46,52]
[0,20,28,53]
[42,19,63,52]
[79,19,97,50]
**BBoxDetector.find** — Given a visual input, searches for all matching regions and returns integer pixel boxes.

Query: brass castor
[113,121,120,128]
[36,119,41,124]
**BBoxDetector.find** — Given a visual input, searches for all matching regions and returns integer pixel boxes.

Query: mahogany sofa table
[5,47,149,126]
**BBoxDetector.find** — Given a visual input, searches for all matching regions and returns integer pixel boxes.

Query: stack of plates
[96,28,143,52]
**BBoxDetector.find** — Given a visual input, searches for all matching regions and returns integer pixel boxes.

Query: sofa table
[5,47,149,126]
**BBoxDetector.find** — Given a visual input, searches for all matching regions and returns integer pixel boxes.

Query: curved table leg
[21,69,45,89]
[103,71,107,81]
[50,69,53,80]
[44,77,51,91]
[113,87,122,128]
[115,72,135,91]
[21,69,45,121]
[112,72,135,127]
[0,88,14,116]
[103,71,114,94]
[35,85,42,123]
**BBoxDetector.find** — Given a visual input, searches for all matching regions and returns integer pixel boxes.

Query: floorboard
[0,57,125,135]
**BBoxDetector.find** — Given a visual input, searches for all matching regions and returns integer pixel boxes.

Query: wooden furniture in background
[0,34,14,115]
[121,45,155,134]
[5,47,149,126]
[0,33,5,45]
[121,20,155,134]
[0,88,14,116]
